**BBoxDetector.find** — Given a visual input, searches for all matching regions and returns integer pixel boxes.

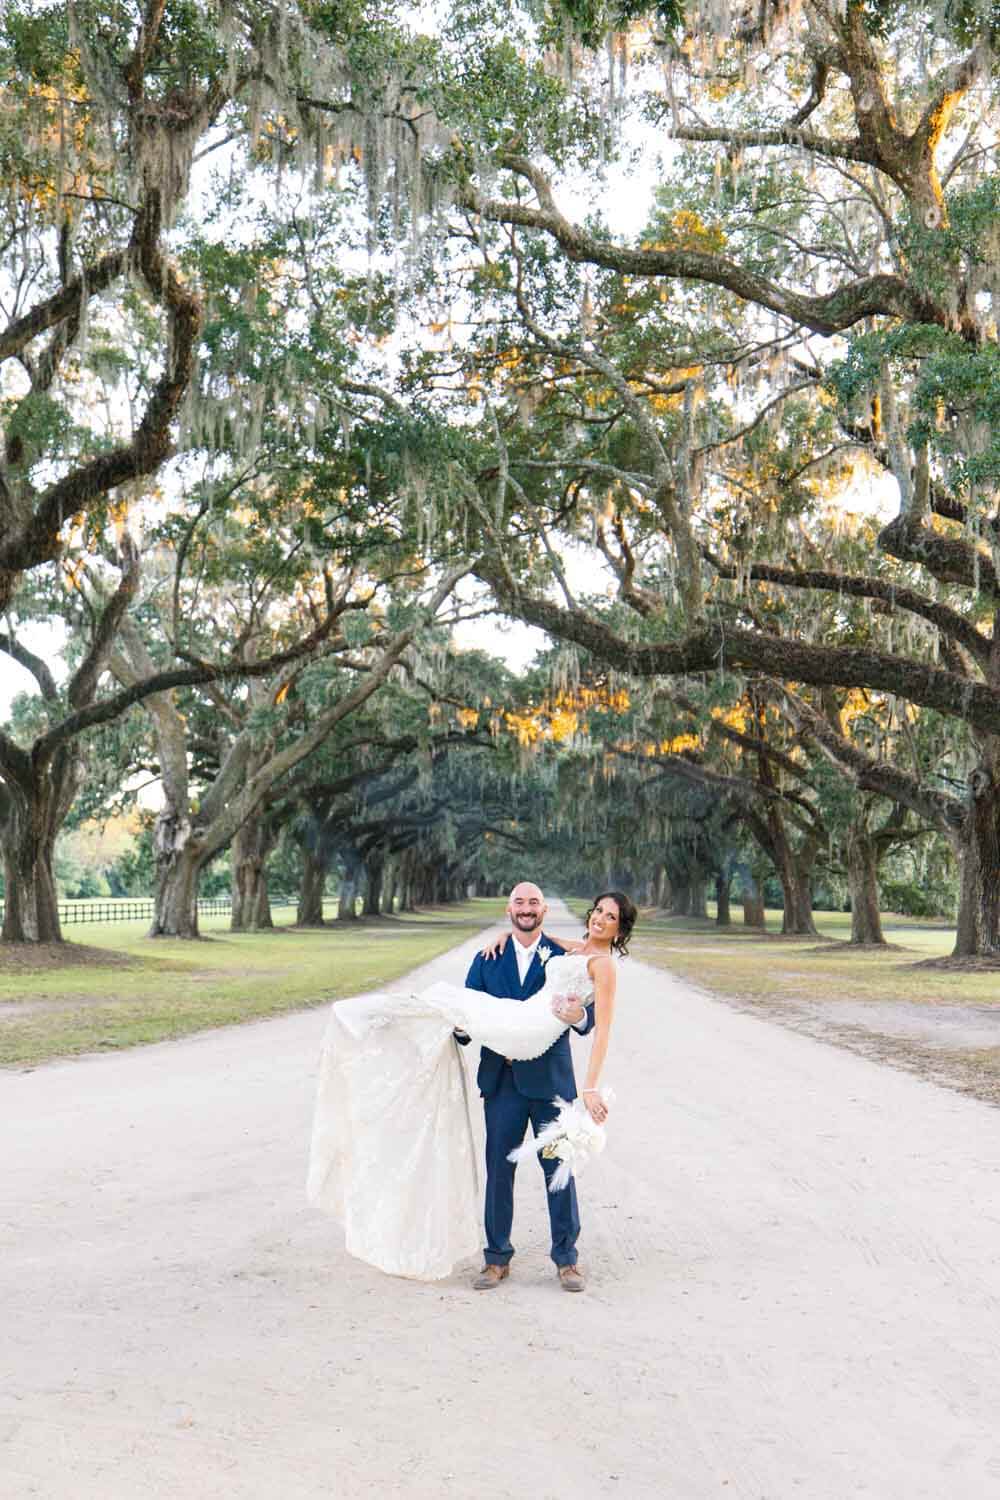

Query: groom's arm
[563,1002,593,1038]
[552,992,596,1036]
[569,1000,596,1037]
[454,952,488,1044]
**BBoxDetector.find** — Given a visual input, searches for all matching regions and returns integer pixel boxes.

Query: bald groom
[459,882,595,1293]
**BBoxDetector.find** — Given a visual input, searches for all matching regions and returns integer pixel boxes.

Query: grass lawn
[0,898,506,1069]
[629,906,1000,1007]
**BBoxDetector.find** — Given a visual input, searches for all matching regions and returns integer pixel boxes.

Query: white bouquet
[507,1090,614,1193]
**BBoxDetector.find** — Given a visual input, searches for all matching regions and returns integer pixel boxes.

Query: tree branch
[0,631,59,700]
[668,123,878,169]
[703,549,993,667]
[69,535,142,709]
[0,252,126,365]
[0,194,201,597]
[777,687,963,835]
[475,562,1000,736]
[0,729,34,795]
[461,155,943,336]
[878,512,998,599]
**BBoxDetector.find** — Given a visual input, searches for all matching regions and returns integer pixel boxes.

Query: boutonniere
[537,944,553,966]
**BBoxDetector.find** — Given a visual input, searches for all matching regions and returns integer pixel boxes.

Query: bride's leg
[528,1097,582,1268]
[483,1066,531,1267]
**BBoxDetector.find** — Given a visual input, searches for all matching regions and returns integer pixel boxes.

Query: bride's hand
[480,931,510,959]
[582,1089,608,1124]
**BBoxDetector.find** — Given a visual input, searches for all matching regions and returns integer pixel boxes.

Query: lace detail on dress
[542,952,596,1007]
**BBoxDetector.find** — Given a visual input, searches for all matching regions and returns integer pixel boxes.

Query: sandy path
[3,901,1000,1499]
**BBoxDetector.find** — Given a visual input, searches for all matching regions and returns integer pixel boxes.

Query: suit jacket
[463,933,596,1100]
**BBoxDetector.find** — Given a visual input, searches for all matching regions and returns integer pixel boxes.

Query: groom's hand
[551,993,586,1026]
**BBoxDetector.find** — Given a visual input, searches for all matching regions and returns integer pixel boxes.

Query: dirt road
[4,902,999,1498]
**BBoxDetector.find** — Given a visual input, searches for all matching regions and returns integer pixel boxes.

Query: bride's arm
[479,932,509,958]
[479,934,588,958]
[580,956,617,1122]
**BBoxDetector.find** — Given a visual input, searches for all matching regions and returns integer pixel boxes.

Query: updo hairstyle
[584,890,637,957]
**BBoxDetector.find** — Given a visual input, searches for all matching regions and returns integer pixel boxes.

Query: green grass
[0,898,507,1068]
[629,906,1000,1007]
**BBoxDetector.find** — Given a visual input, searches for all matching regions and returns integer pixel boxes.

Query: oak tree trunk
[362,856,384,917]
[847,829,885,945]
[0,766,72,944]
[1,820,61,943]
[715,871,731,927]
[230,817,274,932]
[398,849,419,911]
[766,808,818,936]
[297,845,327,927]
[670,878,691,916]
[782,863,818,936]
[149,812,203,938]
[382,860,398,915]
[338,870,361,920]
[953,762,1000,957]
[741,866,766,929]
[742,888,766,929]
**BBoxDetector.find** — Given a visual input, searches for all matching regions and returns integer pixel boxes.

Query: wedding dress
[306,952,596,1280]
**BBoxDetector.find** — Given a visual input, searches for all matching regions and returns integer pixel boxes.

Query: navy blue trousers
[483,1065,581,1268]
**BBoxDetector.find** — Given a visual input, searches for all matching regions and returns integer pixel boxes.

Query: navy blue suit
[463,935,596,1268]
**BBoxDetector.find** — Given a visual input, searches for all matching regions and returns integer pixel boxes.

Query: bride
[306,891,634,1280]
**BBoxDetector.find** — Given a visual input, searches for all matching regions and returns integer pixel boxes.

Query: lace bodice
[541,951,596,1007]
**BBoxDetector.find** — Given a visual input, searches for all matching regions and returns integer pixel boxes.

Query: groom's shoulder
[543,932,567,954]
[467,945,504,982]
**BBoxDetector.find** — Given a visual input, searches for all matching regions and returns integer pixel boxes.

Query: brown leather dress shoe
[558,1265,585,1292]
[473,1264,510,1290]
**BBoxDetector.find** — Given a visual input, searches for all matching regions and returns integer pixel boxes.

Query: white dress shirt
[512,933,541,985]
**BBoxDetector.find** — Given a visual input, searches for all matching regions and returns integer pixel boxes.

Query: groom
[459,881,595,1293]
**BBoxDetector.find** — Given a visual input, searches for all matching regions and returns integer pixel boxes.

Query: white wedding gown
[306,952,596,1280]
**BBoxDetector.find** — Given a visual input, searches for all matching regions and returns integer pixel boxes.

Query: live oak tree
[7,0,998,951]
[0,518,422,939]
[0,0,638,942]
[407,218,939,935]
[0,0,481,607]
[106,532,466,937]
[439,0,1000,955]
[0,542,139,940]
[283,647,516,923]
[0,0,495,941]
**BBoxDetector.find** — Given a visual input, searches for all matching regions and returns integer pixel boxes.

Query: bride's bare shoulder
[585,951,617,978]
[557,938,587,954]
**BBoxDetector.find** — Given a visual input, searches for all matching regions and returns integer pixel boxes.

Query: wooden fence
[0,894,298,926]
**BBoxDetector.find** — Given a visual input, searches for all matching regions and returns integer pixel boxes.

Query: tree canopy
[2,0,998,953]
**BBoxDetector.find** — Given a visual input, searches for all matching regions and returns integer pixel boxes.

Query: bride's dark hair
[584,891,637,957]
